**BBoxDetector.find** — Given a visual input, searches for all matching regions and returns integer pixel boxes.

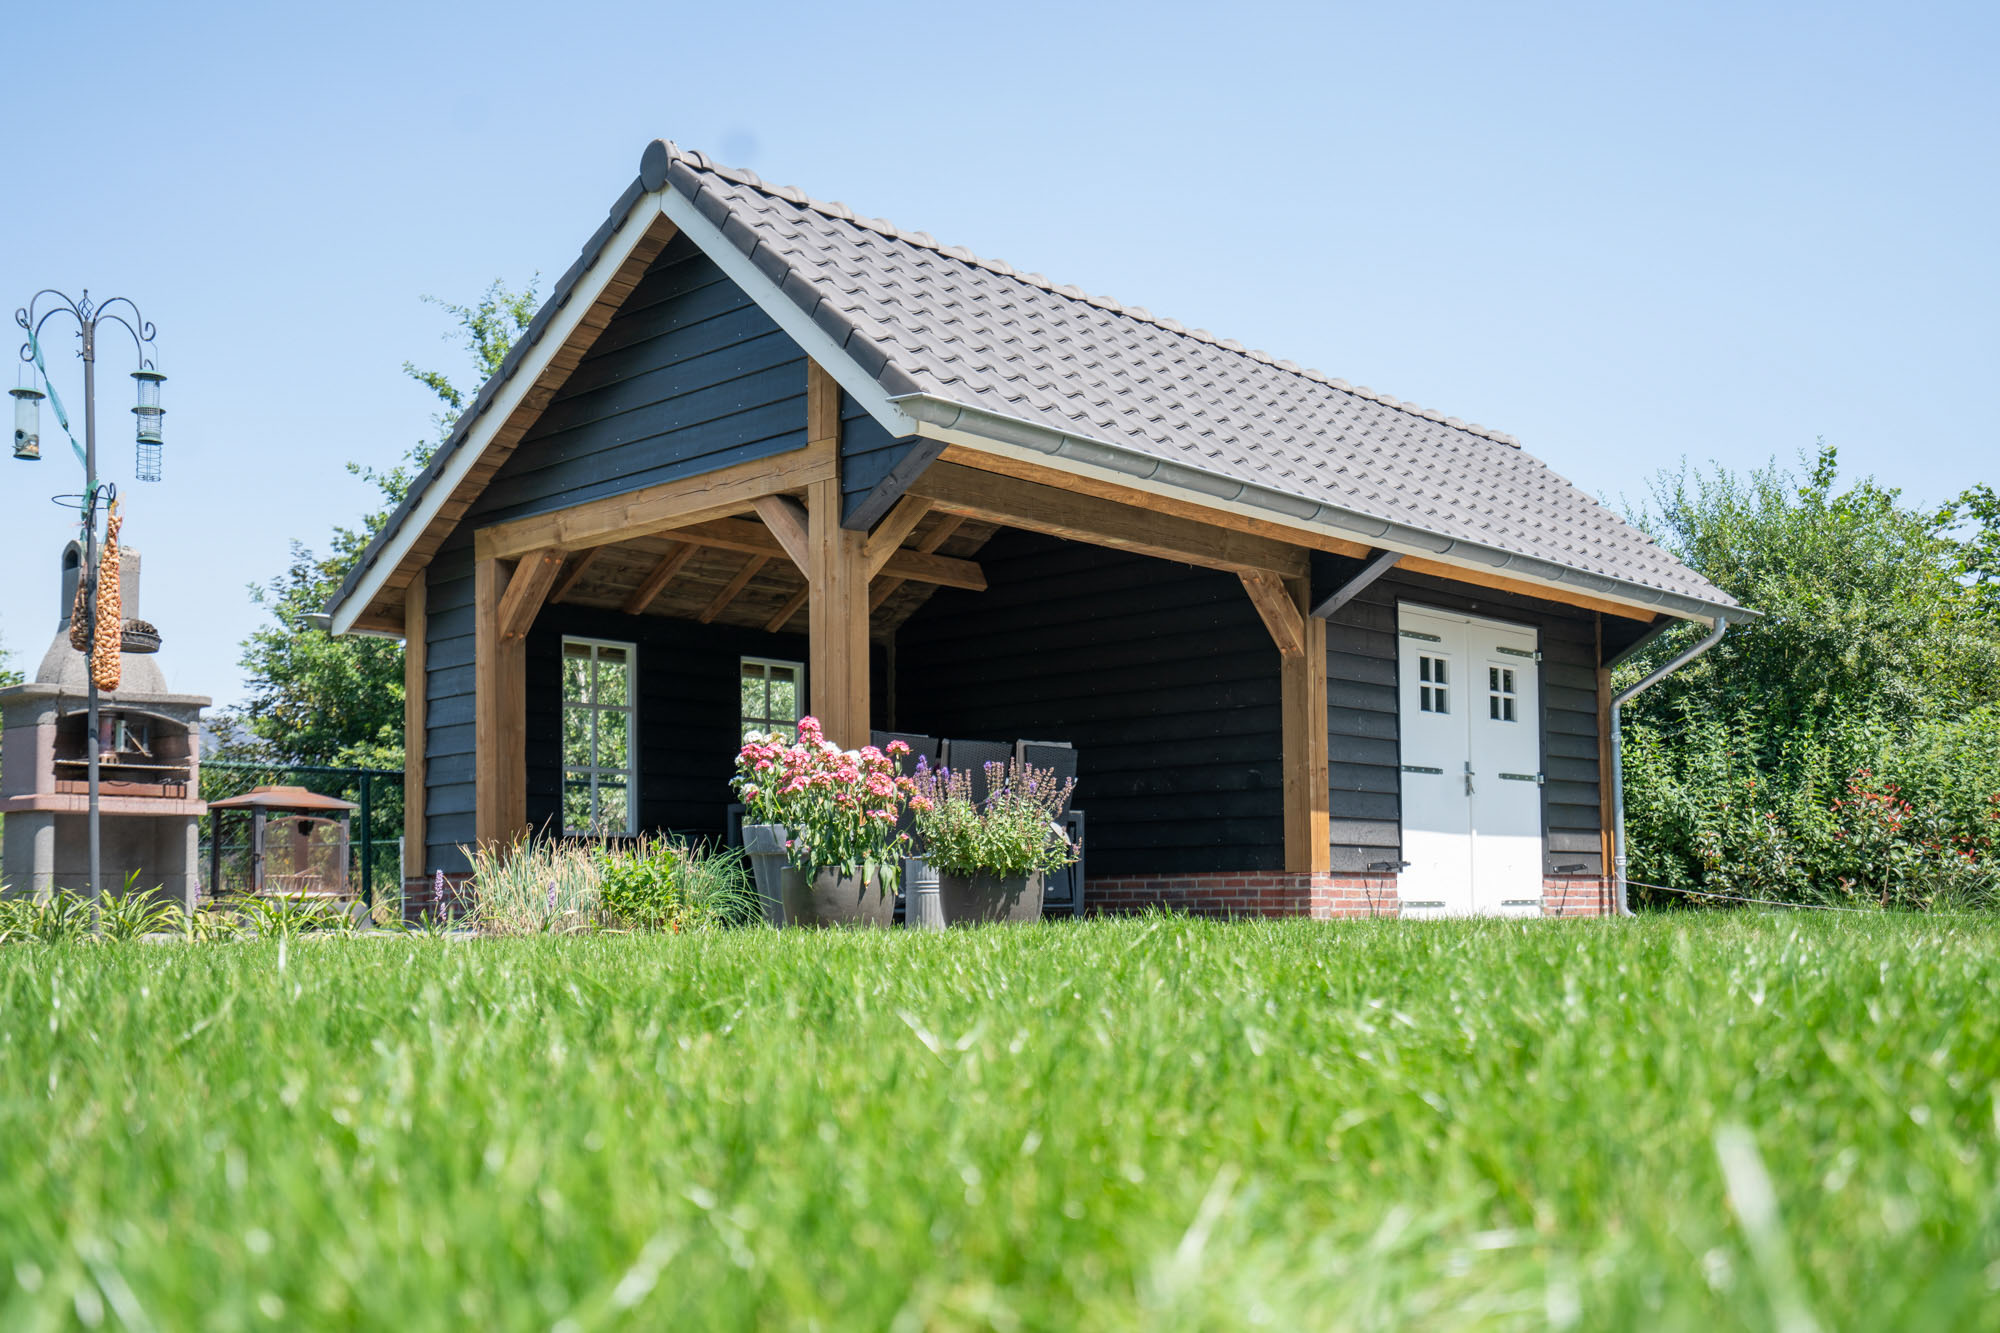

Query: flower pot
[903,857,943,930]
[936,870,1045,925]
[794,866,898,928]
[741,823,791,925]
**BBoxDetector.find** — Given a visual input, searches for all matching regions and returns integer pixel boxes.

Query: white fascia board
[657,188,919,442]
[330,196,671,635]
[902,408,1721,625]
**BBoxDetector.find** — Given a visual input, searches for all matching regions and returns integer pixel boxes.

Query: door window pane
[1419,655,1449,713]
[561,638,637,836]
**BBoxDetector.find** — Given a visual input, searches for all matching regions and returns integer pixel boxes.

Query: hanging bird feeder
[10,384,43,461]
[131,367,165,482]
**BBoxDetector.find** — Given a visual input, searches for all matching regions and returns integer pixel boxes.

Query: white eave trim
[657,187,920,442]
[329,194,672,634]
[892,392,1740,625]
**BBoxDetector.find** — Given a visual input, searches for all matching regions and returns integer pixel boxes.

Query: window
[1488,666,1518,722]
[562,638,636,836]
[1418,654,1449,714]
[741,657,804,741]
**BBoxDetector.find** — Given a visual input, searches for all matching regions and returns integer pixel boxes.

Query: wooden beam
[1596,614,1616,877]
[807,362,869,748]
[938,443,1368,559]
[863,495,933,579]
[497,548,564,642]
[349,610,405,636]
[549,548,603,605]
[842,436,948,532]
[1240,571,1306,659]
[474,557,527,849]
[700,555,770,623]
[765,584,810,634]
[871,514,965,611]
[670,517,985,590]
[1395,556,1657,622]
[475,448,836,561]
[1311,549,1402,619]
[621,542,695,615]
[752,495,812,572]
[1281,574,1330,874]
[403,577,427,880]
[910,461,1308,579]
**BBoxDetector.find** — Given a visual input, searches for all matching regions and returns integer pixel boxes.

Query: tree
[228,279,538,769]
[0,629,20,689]
[1619,444,2000,907]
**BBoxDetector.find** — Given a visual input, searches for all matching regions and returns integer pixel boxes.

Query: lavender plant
[909,757,1077,878]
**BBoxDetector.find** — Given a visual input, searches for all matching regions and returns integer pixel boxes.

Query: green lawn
[2,915,1996,1330]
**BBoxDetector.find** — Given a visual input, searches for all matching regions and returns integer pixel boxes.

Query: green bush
[596,836,757,932]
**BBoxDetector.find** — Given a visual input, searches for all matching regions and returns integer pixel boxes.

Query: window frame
[740,655,807,742]
[560,635,639,838]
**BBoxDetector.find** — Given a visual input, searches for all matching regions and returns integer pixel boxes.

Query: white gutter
[891,393,1741,626]
[1608,616,1730,916]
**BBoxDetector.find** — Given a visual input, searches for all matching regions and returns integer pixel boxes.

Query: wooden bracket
[862,495,933,579]
[765,584,810,633]
[1311,549,1402,619]
[548,548,603,605]
[701,555,770,623]
[1240,571,1306,658]
[497,549,564,642]
[752,495,812,572]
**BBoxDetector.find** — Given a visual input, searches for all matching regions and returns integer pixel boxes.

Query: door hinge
[1403,900,1446,909]
[1496,646,1541,661]
[1498,772,1544,785]
[1401,764,1443,775]
[1500,899,1543,907]
[1399,629,1443,643]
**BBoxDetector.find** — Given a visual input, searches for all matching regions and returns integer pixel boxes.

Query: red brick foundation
[400,873,474,926]
[1086,872,1401,920]
[1086,871,1617,919]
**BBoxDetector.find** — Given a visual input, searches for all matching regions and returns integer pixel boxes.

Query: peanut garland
[90,501,123,692]
[67,558,90,651]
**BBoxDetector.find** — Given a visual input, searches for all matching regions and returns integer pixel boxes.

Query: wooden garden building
[326,139,1741,919]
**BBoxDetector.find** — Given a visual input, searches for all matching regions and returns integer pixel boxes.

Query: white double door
[1397,605,1544,917]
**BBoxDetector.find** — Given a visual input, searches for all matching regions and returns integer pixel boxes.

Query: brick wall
[400,873,473,926]
[1086,872,1616,919]
[1086,872,1400,920]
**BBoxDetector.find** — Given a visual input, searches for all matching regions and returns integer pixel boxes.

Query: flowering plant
[732,716,915,893]
[908,757,1077,878]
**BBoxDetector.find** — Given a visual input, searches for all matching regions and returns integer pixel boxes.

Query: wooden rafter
[871,514,965,610]
[622,542,696,615]
[1311,549,1402,619]
[549,548,603,605]
[700,555,770,623]
[668,517,985,590]
[863,495,934,579]
[765,584,810,634]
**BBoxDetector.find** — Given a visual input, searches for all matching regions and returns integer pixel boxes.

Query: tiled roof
[658,144,1735,612]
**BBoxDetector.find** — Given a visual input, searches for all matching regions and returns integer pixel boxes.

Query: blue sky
[2,1,1993,708]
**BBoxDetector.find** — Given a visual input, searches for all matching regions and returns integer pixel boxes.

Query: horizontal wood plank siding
[838,391,931,525]
[1319,560,1608,874]
[423,533,478,871]
[895,531,1285,877]
[466,232,808,528]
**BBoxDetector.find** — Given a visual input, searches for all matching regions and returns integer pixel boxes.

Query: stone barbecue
[1,541,209,904]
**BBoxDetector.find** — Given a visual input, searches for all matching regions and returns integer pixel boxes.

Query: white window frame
[740,656,806,741]
[561,636,638,838]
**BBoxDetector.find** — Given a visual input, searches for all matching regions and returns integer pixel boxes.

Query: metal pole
[359,772,373,908]
[81,315,101,918]
[1609,616,1729,916]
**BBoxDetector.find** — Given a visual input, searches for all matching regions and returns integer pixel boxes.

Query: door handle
[1464,761,1475,796]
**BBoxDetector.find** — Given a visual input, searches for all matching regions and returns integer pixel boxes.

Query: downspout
[1609,616,1728,915]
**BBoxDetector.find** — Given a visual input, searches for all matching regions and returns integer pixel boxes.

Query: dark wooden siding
[1320,561,1608,875]
[838,391,937,527]
[467,231,808,527]
[422,532,478,872]
[895,531,1285,877]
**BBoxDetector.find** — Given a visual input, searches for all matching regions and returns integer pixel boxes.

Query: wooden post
[805,361,869,747]
[475,556,528,848]
[1596,614,1616,880]
[1280,575,1330,874]
[403,577,427,881]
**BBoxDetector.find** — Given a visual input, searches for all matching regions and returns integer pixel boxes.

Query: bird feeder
[11,385,43,461]
[207,785,357,902]
[131,368,165,482]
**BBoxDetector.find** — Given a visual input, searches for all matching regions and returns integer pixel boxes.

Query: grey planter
[936,870,1045,925]
[904,857,943,930]
[741,823,791,925]
[794,866,897,928]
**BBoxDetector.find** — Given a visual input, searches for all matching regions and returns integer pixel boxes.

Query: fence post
[359,772,374,909]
